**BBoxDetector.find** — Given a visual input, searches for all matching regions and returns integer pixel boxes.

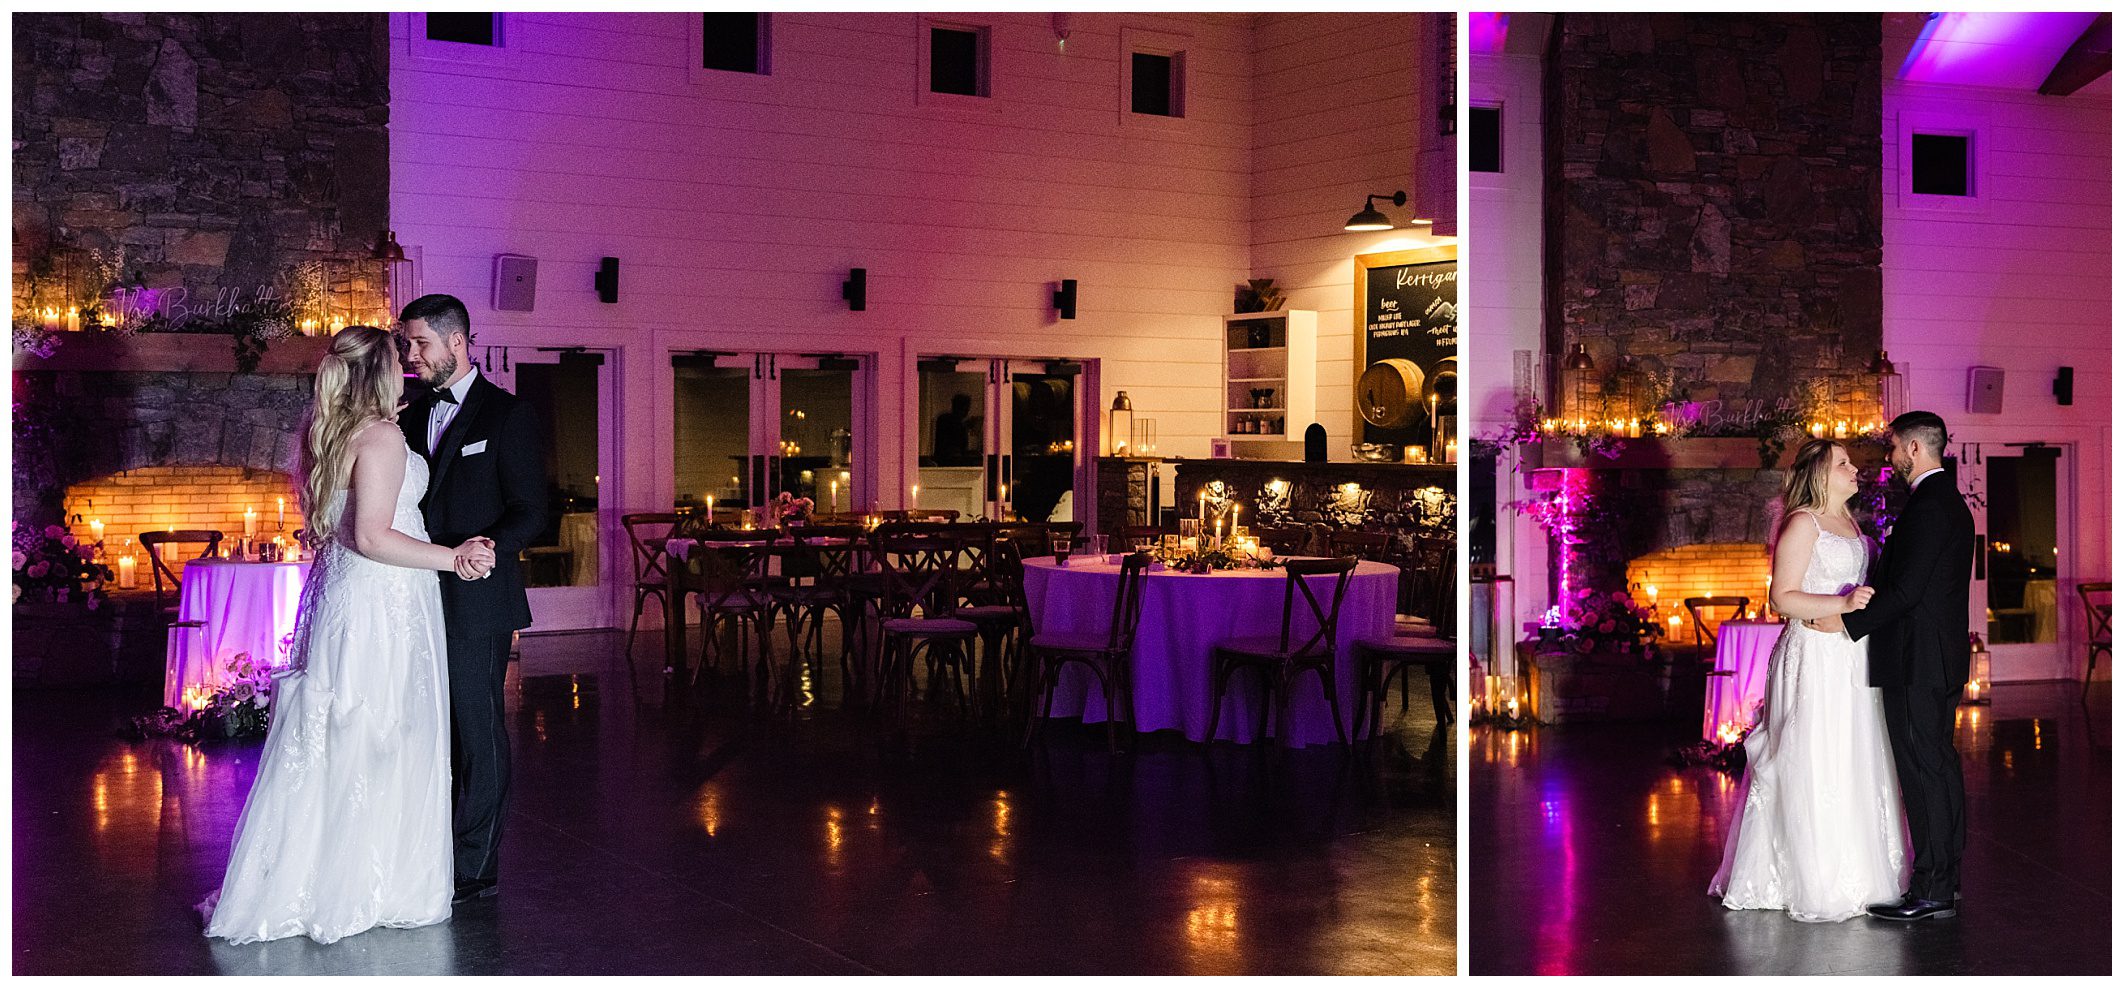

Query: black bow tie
[434,388,459,405]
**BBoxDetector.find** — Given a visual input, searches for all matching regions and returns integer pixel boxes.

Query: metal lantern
[1109,391,1135,456]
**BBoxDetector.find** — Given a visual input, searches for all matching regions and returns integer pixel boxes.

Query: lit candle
[243,506,258,539]
[705,494,715,520]
[1810,421,1825,438]
[276,496,286,530]
[1628,419,1642,439]
[1445,439,1459,463]
[1646,584,1658,606]
[1506,697,1520,719]
[1668,614,1683,641]
[830,480,838,513]
[117,553,138,589]
[41,307,59,331]
[1834,420,1849,439]
[65,306,80,332]
[1198,491,1208,524]
[911,484,920,505]
[89,519,104,544]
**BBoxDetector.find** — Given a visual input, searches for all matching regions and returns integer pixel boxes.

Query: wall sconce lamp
[1052,279,1077,319]
[1563,343,1595,371]
[1344,191,1407,231]
[842,267,867,311]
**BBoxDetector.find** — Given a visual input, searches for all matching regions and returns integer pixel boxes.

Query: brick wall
[1628,542,1773,642]
[64,465,304,576]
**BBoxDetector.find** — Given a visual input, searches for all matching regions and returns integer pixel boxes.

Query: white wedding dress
[1709,511,1909,922]
[201,441,452,944]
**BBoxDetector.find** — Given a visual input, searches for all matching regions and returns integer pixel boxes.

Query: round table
[1022,557,1400,747]
[163,559,311,710]
[1703,619,1784,742]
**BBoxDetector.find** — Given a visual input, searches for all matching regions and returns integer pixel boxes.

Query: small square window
[1911,133,1970,197]
[1131,52,1178,117]
[931,26,985,97]
[702,13,764,75]
[1470,106,1501,173]
[426,12,496,47]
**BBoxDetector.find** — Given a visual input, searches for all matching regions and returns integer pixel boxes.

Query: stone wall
[1543,13,1882,418]
[15,370,309,524]
[12,13,390,323]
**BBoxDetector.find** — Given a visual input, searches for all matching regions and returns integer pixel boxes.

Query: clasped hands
[1802,585,1875,634]
[453,537,497,581]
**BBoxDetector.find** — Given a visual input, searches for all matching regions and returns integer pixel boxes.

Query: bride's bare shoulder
[352,419,409,454]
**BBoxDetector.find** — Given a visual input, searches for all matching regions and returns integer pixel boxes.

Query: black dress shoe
[452,878,498,904]
[1868,896,1955,921]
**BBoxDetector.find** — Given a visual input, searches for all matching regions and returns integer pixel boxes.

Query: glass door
[673,351,868,523]
[915,357,1084,522]
[1961,442,2067,680]
[474,345,614,631]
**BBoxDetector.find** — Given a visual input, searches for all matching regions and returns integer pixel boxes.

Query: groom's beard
[417,352,458,390]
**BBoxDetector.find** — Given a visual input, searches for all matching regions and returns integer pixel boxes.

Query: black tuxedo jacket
[1843,470,1976,689]
[400,372,548,637]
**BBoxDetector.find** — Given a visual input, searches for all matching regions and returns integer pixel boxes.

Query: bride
[201,325,495,944]
[1708,438,1909,922]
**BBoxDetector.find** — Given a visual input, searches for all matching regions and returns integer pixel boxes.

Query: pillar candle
[65,307,80,332]
[117,554,137,589]
[1445,439,1459,463]
[243,506,258,539]
[89,519,104,544]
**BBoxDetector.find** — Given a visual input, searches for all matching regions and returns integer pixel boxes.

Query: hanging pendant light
[1344,191,1408,231]
[371,230,410,264]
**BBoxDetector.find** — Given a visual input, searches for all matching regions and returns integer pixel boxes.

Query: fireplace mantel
[14,333,332,376]
[1526,437,1887,473]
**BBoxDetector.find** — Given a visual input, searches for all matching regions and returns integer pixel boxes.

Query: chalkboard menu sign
[1353,247,1458,460]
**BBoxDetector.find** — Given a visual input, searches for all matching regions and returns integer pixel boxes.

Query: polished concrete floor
[1470,679,2111,976]
[15,627,1454,975]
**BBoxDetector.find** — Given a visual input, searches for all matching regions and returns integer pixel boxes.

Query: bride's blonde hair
[1782,438,1847,516]
[300,325,404,538]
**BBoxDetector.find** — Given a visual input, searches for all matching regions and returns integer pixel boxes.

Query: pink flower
[60,534,77,549]
[26,561,49,579]
[1574,638,1596,654]
[11,551,24,570]
[43,525,64,540]
[1610,591,1629,604]
[1599,620,1617,634]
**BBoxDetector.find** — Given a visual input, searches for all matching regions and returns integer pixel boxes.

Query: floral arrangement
[12,522,113,608]
[1158,539,1281,575]
[772,491,815,526]
[1547,588,1657,655]
[131,651,280,742]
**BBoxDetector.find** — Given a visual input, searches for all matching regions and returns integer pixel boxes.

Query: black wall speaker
[842,268,867,311]
[1304,423,1328,463]
[2054,366,2075,406]
[1052,279,1077,319]
[594,256,619,303]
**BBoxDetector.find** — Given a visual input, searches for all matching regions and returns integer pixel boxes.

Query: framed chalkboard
[1353,246,1457,459]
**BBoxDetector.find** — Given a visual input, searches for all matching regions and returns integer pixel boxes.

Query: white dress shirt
[427,366,480,453]
[1910,466,1944,491]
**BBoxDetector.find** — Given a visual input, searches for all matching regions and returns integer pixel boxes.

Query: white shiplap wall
[1249,12,1452,456]
[390,12,1431,627]
[1883,80,2113,681]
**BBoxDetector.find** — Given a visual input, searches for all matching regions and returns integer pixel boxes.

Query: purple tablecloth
[163,559,310,709]
[1022,557,1399,747]
[1703,619,1783,742]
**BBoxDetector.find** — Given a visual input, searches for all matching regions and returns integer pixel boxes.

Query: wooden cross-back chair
[620,513,682,664]
[140,530,223,621]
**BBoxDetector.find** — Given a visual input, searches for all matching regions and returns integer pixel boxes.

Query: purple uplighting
[1897,12,2103,88]
[1471,13,1510,55]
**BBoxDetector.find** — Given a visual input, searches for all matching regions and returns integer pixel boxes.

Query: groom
[1814,410,1976,922]
[397,293,549,905]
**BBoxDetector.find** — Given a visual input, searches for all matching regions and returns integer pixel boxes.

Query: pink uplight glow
[1471,13,1510,55]
[1897,12,2102,89]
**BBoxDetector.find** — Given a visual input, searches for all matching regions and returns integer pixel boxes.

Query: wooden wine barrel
[1358,358,1425,428]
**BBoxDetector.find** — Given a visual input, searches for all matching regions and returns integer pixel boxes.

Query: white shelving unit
[1222,310,1316,440]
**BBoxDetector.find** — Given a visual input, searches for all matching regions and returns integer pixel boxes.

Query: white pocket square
[462,440,488,455]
